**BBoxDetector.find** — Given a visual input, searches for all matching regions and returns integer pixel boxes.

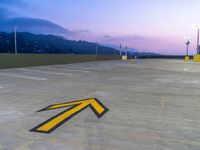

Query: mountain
[0,32,119,55]
[0,17,160,56]
[0,17,73,36]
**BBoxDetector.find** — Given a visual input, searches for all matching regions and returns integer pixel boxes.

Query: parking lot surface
[0,59,200,150]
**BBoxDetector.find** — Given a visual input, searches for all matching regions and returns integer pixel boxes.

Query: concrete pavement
[0,59,200,150]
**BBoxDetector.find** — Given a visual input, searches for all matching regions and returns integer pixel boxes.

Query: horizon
[1,0,200,55]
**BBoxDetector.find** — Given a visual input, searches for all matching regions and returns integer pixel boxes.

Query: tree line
[0,32,119,55]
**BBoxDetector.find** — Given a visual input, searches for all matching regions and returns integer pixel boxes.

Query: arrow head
[88,98,109,119]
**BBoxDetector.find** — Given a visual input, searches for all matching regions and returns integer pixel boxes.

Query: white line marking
[39,66,90,73]
[55,68,90,73]
[66,67,102,71]
[17,68,73,76]
[0,73,47,81]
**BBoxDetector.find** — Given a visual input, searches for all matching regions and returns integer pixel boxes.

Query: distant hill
[0,17,94,40]
[0,17,72,36]
[0,32,119,55]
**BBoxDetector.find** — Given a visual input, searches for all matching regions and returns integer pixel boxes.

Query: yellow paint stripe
[32,98,108,133]
[36,103,88,132]
[48,99,93,109]
[91,101,105,114]
[49,101,82,109]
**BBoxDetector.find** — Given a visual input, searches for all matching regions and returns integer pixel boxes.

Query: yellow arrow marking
[30,98,108,134]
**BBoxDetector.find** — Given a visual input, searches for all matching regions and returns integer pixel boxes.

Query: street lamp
[195,25,200,54]
[14,26,18,54]
[185,40,190,56]
[95,42,98,55]
[125,46,128,57]
[120,44,122,56]
[184,36,190,61]
[186,41,190,56]
[192,25,200,62]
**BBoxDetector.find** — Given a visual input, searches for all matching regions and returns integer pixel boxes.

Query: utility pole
[120,44,122,56]
[197,26,200,54]
[96,42,98,55]
[183,35,190,61]
[125,46,128,57]
[14,26,18,54]
[186,40,190,56]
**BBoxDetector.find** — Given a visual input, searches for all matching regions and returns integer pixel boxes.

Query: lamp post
[125,46,128,57]
[184,36,190,61]
[185,40,190,56]
[95,42,98,55]
[196,25,200,54]
[14,26,18,54]
[184,36,190,56]
[193,25,200,62]
[120,44,122,56]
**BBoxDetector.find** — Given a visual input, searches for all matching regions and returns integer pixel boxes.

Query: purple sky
[1,0,200,54]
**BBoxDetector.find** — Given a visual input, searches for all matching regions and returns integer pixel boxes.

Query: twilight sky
[1,0,200,54]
